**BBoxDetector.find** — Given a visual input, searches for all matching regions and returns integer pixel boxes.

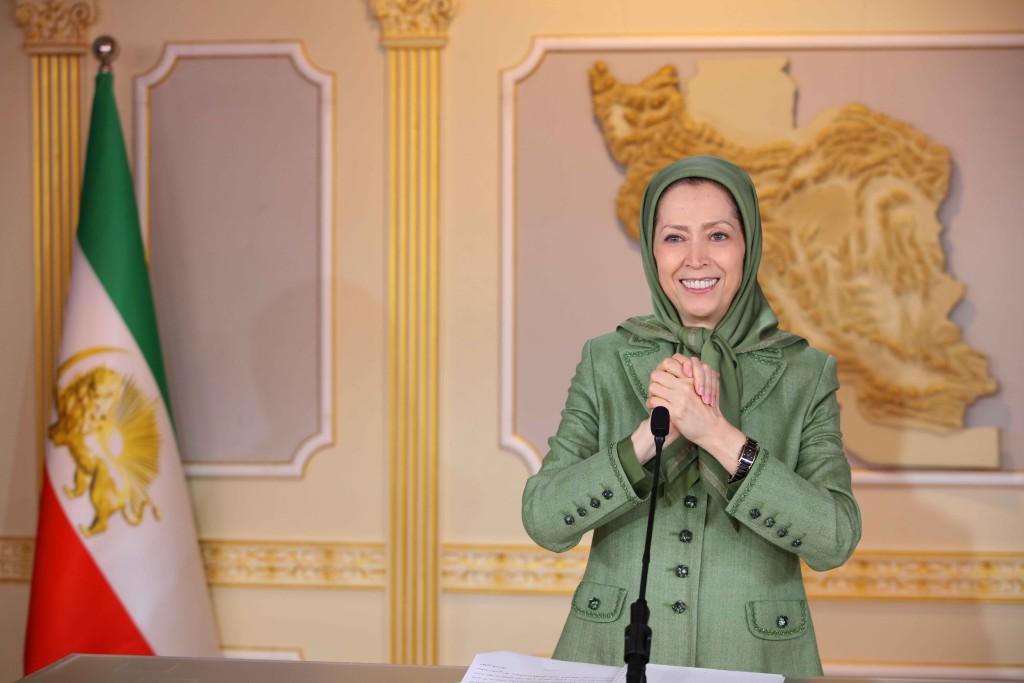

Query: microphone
[650,405,669,439]
[624,406,670,683]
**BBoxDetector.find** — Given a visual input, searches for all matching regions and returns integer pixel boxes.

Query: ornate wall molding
[15,0,96,52]
[370,0,454,47]
[441,544,1024,602]
[134,42,335,478]
[5,536,1020,602]
[804,552,1024,602]
[202,540,385,589]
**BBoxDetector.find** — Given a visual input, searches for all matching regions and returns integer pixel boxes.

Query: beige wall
[1,1,1023,681]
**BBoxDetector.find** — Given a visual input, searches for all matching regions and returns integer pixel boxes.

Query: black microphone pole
[624,406,670,683]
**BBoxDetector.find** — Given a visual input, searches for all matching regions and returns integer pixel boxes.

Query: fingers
[650,355,720,406]
[671,354,719,406]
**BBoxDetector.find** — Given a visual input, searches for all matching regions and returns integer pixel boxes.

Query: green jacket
[521,328,861,676]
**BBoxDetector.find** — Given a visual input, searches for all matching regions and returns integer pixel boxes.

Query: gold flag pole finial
[92,35,117,72]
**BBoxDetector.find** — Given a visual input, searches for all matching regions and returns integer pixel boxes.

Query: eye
[709,231,729,242]
[662,232,683,243]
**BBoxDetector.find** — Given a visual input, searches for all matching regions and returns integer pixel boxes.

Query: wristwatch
[728,437,759,483]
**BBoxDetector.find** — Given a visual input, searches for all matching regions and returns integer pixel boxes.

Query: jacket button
[675,564,689,578]
[588,597,600,610]
[564,515,575,525]
[678,529,693,543]
[683,495,697,508]
[672,601,687,614]
[777,528,788,537]
[777,615,789,628]
[602,489,614,500]
[791,539,802,548]
[576,507,587,517]
[764,517,776,528]
[749,508,761,519]
[590,498,601,509]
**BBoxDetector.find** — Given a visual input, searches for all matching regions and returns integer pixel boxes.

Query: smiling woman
[521,155,861,677]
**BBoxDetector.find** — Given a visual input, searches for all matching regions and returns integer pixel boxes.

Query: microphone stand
[623,406,669,683]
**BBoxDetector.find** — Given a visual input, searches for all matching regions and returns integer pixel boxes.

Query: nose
[685,240,708,267]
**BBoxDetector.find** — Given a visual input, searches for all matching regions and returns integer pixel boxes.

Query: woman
[521,155,861,676]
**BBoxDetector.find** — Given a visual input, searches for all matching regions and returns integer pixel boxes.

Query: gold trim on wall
[15,0,95,52]
[16,0,95,494]
[371,0,452,667]
[202,540,385,589]
[370,0,454,48]
[0,537,35,584]
[4,536,1021,602]
[442,545,1024,602]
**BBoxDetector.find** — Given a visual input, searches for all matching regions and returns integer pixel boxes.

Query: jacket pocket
[570,581,627,623]
[745,600,809,640]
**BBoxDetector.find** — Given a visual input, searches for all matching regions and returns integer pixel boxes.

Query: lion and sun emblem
[50,347,161,537]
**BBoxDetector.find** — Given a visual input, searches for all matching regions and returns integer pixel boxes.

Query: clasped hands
[630,354,746,475]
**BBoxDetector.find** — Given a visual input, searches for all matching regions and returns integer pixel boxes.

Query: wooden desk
[19,654,1005,683]
[20,655,468,683]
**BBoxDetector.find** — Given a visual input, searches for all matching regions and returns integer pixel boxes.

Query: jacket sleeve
[724,355,862,571]
[521,339,652,553]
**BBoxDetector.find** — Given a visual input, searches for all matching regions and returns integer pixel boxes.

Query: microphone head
[650,406,670,438]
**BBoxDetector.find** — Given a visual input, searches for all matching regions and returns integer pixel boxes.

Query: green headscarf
[620,155,799,506]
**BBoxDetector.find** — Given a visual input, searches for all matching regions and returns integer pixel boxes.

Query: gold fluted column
[370,0,453,666]
[15,0,97,475]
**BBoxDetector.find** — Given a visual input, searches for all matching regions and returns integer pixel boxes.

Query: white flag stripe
[46,241,219,655]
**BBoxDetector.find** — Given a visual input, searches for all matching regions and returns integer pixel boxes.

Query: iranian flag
[24,71,220,674]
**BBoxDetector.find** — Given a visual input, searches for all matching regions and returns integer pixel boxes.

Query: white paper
[461,651,621,683]
[461,652,783,683]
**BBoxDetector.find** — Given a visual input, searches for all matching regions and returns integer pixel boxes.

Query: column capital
[369,0,454,48]
[15,0,96,54]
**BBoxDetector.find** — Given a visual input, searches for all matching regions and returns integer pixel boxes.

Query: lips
[680,278,719,292]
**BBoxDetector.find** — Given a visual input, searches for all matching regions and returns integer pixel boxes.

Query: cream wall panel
[211,586,387,664]
[812,600,1024,665]
[441,593,567,665]
[0,585,29,680]
[857,487,1024,552]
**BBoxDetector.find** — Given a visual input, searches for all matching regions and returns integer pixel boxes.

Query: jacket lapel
[619,335,672,409]
[620,336,788,416]
[739,347,787,416]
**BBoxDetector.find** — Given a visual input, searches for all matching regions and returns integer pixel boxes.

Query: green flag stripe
[76,72,174,422]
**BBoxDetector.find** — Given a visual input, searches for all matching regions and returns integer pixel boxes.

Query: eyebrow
[659,220,737,230]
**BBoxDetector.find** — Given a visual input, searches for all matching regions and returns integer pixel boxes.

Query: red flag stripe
[24,472,154,673]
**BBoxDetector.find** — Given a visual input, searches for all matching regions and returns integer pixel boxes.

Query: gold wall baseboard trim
[4,536,1022,602]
